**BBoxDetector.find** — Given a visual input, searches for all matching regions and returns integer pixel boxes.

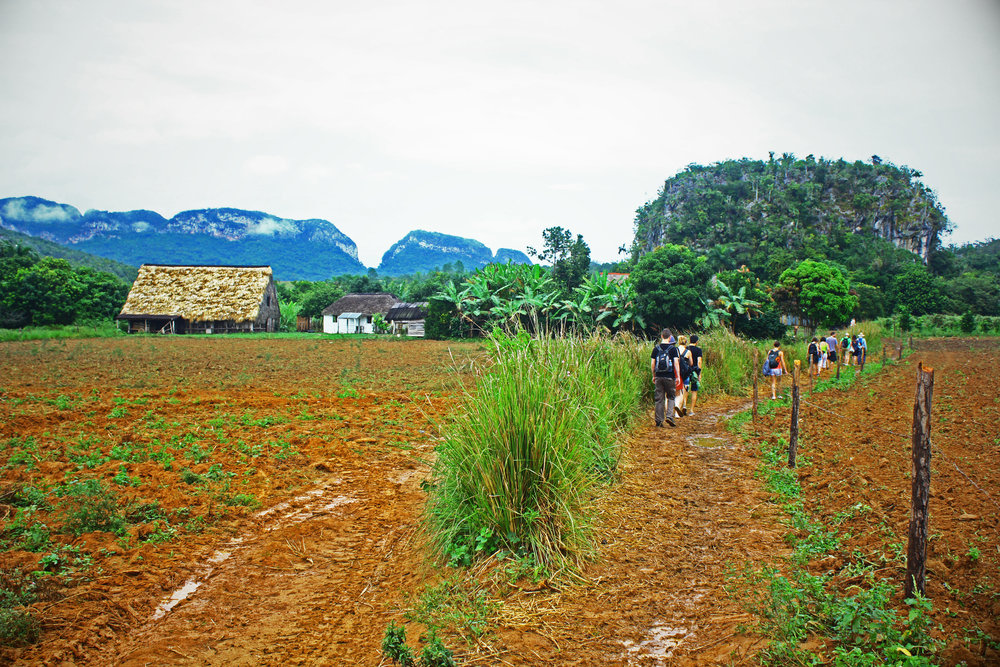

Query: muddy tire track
[112,458,431,666]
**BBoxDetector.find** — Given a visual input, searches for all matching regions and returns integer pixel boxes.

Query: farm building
[117,264,280,334]
[321,293,398,334]
[385,302,428,337]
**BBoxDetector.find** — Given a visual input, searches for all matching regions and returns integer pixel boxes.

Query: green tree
[890,265,946,315]
[3,257,85,326]
[527,227,591,291]
[631,244,712,332]
[773,259,857,329]
[849,282,886,321]
[298,281,346,319]
[960,310,976,334]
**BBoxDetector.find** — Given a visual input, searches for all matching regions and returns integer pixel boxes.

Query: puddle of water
[622,623,691,660]
[151,577,208,620]
[689,434,727,448]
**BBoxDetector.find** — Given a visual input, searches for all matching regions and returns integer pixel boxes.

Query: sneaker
[688,410,695,416]
[655,421,663,428]
[678,407,687,416]
[665,416,676,427]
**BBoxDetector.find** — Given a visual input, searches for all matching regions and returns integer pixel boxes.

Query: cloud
[245,216,296,236]
[2,199,76,223]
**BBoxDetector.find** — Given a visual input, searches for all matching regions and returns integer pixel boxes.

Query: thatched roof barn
[321,292,398,334]
[117,264,280,334]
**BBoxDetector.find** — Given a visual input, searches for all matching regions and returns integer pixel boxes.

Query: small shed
[321,293,398,334]
[116,264,280,334]
[385,302,428,337]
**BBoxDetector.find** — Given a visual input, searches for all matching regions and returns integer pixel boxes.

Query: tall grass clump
[694,328,757,396]
[425,331,647,572]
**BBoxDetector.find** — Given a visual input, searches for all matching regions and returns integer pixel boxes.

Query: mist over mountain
[0,197,530,280]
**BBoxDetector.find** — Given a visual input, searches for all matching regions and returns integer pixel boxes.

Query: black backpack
[678,350,693,380]
[767,348,780,369]
[654,344,672,373]
[808,341,818,358]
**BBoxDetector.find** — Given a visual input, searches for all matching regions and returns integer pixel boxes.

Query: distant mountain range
[0,196,532,280]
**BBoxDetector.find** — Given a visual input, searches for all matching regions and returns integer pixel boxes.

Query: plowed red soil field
[1,336,997,665]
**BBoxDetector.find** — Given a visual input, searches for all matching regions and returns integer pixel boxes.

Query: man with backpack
[651,329,682,427]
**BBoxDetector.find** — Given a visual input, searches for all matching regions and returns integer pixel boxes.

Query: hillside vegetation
[632,154,948,278]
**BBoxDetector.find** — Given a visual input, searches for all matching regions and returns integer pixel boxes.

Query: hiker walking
[819,336,829,372]
[841,332,852,366]
[850,334,862,366]
[651,329,681,427]
[826,331,839,367]
[857,332,867,366]
[807,337,820,377]
[675,335,694,419]
[684,334,704,415]
[765,341,787,399]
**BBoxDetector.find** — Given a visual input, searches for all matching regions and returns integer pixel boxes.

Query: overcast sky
[1,0,998,268]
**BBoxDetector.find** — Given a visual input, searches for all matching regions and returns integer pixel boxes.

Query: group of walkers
[763,330,868,400]
[650,328,703,428]
[650,327,871,426]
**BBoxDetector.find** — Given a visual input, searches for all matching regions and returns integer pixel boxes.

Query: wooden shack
[385,302,428,337]
[116,264,280,334]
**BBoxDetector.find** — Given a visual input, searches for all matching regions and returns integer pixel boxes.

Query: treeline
[421,223,999,341]
[0,242,130,328]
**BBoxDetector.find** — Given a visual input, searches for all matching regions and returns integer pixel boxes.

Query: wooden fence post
[882,345,887,364]
[788,360,801,468]
[898,343,903,361]
[752,348,759,428]
[905,362,934,599]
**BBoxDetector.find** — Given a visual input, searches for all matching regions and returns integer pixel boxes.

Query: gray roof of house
[321,292,398,317]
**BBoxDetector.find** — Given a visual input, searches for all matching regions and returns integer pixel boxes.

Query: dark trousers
[654,376,677,424]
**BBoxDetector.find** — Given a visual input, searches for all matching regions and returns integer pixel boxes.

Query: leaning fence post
[905,362,934,599]
[788,360,801,468]
[752,348,759,428]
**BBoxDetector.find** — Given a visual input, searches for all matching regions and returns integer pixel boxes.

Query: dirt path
[477,397,788,665]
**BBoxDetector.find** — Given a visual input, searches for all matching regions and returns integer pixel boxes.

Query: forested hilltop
[632,154,949,279]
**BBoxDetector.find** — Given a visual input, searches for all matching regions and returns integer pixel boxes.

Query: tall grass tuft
[425,331,647,571]
[694,328,757,397]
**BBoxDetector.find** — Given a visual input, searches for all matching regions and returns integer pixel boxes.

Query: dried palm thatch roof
[322,293,398,317]
[119,265,273,323]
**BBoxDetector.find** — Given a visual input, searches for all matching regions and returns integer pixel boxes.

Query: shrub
[382,621,414,666]
[960,310,976,333]
[0,607,39,647]
[58,479,128,536]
